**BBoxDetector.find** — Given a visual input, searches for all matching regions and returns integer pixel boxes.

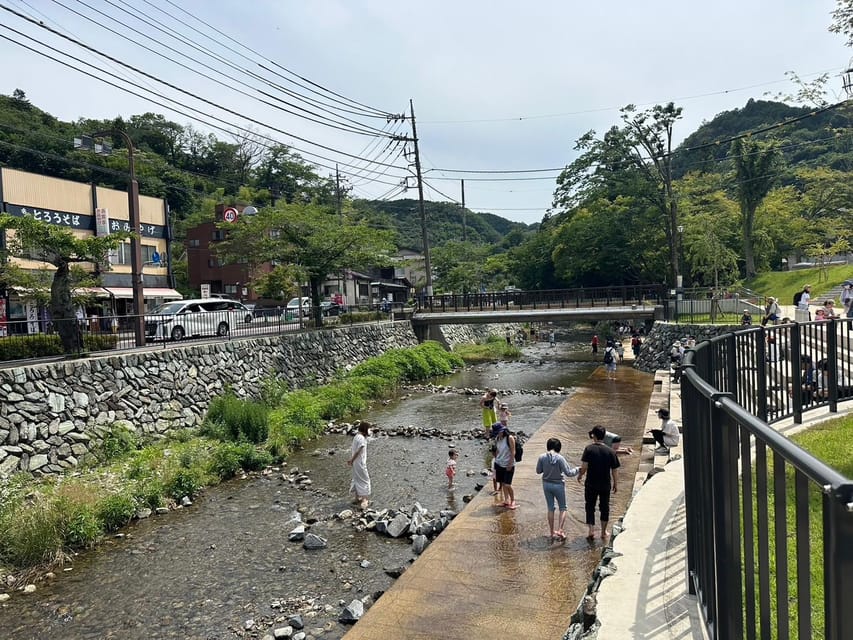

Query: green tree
[830,0,853,46]
[730,138,780,278]
[0,215,130,352]
[214,204,395,324]
[431,241,493,293]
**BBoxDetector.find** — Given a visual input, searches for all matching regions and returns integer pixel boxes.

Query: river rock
[288,525,305,542]
[287,614,304,629]
[384,513,410,538]
[136,508,152,519]
[412,534,428,555]
[22,584,36,594]
[338,599,364,624]
[337,509,354,520]
[303,533,327,550]
[181,496,193,507]
[292,633,306,640]
[273,626,293,638]
[0,593,10,602]
[384,565,406,578]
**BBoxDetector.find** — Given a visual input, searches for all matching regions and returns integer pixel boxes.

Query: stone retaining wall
[0,324,418,477]
[437,323,517,348]
[634,321,740,372]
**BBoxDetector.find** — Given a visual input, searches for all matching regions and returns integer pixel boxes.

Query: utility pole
[408,99,433,297]
[335,164,342,221]
[461,179,467,242]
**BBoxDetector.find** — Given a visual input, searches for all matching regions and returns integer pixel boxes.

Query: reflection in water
[0,356,598,640]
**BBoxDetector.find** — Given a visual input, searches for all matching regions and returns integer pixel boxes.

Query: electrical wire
[0,20,410,183]
[420,69,840,124]
[24,2,392,139]
[135,0,390,121]
[158,0,393,118]
[88,0,394,131]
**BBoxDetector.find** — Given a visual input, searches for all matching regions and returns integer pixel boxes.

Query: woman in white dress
[347,422,371,509]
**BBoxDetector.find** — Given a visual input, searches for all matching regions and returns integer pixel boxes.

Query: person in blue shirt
[536,437,578,542]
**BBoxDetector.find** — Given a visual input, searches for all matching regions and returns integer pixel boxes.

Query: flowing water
[0,344,600,640]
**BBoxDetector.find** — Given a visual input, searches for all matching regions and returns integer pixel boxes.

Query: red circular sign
[223,207,238,223]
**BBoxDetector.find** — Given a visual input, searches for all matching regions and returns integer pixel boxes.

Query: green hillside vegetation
[355,198,531,251]
[746,264,853,305]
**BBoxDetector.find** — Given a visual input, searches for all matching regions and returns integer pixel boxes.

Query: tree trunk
[49,261,80,354]
[742,207,756,278]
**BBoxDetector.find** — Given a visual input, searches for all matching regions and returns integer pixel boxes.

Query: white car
[283,297,311,321]
[145,298,253,341]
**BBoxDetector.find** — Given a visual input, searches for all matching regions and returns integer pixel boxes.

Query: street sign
[200,284,211,299]
[223,207,238,223]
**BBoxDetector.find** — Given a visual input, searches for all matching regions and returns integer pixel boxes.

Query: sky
[0,0,849,225]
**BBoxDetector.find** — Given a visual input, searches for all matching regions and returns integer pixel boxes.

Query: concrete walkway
[594,377,709,639]
[344,364,655,640]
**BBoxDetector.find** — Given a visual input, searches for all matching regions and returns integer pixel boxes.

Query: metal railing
[681,318,853,640]
[416,284,667,313]
[0,305,394,363]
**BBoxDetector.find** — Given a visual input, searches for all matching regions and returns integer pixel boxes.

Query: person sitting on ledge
[649,408,680,455]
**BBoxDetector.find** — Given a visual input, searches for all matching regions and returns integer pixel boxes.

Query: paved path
[344,363,654,640]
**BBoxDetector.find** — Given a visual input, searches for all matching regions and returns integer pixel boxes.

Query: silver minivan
[145,298,252,341]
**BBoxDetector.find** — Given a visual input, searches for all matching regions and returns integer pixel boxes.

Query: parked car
[320,301,346,316]
[145,298,252,341]
[283,297,311,321]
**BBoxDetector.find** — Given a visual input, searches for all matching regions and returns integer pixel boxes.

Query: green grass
[746,264,853,305]
[453,335,522,362]
[745,414,853,638]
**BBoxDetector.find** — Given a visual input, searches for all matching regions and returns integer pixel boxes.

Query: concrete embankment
[344,365,654,640]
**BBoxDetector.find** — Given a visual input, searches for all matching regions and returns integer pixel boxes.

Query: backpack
[512,434,524,462]
[603,349,614,364]
[793,291,803,306]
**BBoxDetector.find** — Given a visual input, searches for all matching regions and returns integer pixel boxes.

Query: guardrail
[681,319,853,640]
[0,306,395,363]
[416,284,667,313]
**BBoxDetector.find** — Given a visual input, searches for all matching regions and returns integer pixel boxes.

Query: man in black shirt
[577,425,620,541]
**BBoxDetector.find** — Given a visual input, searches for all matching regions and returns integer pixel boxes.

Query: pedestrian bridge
[410,285,666,339]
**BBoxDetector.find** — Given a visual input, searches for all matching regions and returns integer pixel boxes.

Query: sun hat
[499,402,508,409]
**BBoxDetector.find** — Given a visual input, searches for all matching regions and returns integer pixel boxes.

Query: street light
[75,130,145,347]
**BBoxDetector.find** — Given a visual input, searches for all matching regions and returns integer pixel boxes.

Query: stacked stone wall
[0,324,417,477]
[633,321,740,372]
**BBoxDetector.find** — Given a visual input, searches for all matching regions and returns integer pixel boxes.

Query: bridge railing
[681,319,853,640]
[416,284,667,313]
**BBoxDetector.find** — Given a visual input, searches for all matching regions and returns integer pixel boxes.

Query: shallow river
[0,344,598,640]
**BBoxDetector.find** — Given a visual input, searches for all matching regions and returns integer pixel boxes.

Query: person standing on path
[535,437,579,542]
[347,422,372,510]
[577,425,620,540]
[603,340,617,380]
[549,330,556,348]
[480,388,498,429]
[591,334,599,358]
[493,426,517,509]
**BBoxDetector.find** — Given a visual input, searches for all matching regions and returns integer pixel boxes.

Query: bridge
[411,284,666,340]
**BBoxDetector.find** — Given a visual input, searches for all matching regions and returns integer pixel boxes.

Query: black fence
[0,305,396,363]
[416,284,667,313]
[681,319,853,640]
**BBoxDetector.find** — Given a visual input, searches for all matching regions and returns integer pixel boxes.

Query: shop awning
[101,287,183,300]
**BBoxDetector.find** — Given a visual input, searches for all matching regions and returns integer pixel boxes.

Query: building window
[211,230,225,241]
[112,243,159,265]
[207,257,219,268]
[188,239,200,248]
[224,284,237,295]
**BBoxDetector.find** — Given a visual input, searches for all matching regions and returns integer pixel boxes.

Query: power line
[138,0,390,120]
[0,20,409,183]
[424,103,851,181]
[159,0,393,119]
[34,1,391,138]
[420,69,840,124]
